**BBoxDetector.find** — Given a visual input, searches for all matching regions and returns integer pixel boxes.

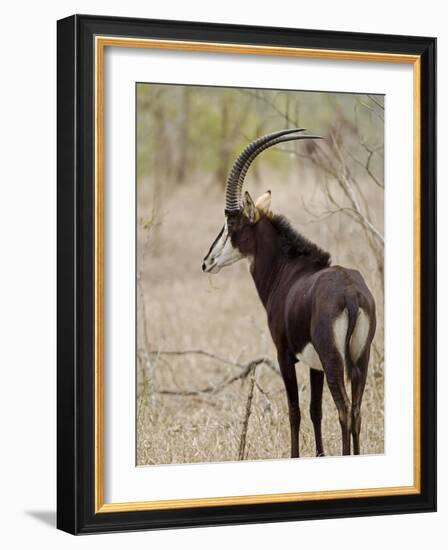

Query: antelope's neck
[249,220,321,310]
[249,225,286,309]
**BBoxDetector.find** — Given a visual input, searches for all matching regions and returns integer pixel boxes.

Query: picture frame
[57,14,436,534]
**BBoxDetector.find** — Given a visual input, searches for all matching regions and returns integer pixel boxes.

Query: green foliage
[136,83,384,187]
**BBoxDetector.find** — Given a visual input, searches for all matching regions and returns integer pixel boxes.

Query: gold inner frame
[94,36,421,513]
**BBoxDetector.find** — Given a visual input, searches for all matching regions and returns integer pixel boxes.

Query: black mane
[270,214,331,267]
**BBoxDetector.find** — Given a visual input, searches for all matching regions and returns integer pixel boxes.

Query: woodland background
[136,84,385,465]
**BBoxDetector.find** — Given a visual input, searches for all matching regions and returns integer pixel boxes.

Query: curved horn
[225,128,305,212]
[236,131,322,199]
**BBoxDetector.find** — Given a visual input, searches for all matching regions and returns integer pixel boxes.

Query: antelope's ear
[255,190,272,216]
[242,191,259,223]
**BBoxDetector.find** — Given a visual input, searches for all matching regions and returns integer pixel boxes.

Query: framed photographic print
[57,14,436,534]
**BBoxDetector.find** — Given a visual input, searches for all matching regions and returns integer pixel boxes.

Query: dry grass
[136,163,384,466]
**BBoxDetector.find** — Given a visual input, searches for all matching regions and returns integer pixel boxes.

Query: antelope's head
[202,128,321,274]
[202,190,272,273]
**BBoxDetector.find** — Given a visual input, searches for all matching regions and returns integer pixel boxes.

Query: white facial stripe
[213,222,229,255]
[203,220,244,273]
[215,233,244,268]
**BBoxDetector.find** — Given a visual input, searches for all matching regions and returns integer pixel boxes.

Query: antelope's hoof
[316,452,325,457]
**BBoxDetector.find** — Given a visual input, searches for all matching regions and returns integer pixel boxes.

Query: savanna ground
[136,85,384,465]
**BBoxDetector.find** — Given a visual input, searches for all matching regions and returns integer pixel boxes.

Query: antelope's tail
[344,301,360,382]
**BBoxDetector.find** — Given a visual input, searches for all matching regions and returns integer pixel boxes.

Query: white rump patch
[297,308,370,372]
[333,308,370,365]
[333,309,349,361]
[350,308,370,362]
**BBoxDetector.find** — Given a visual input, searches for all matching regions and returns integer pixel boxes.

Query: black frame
[57,14,436,534]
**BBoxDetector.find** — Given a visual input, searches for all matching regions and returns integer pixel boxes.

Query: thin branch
[357,100,384,121]
[137,205,161,409]
[367,95,385,111]
[148,349,246,370]
[237,89,297,127]
[330,133,384,244]
[137,276,158,407]
[238,368,256,460]
[299,204,357,225]
[157,356,280,397]
[347,149,384,189]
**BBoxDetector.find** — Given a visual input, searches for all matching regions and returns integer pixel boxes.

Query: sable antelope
[202,129,376,458]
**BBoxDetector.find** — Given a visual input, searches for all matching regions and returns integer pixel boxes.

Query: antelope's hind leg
[322,351,351,456]
[313,327,351,456]
[309,369,325,457]
[350,348,370,455]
